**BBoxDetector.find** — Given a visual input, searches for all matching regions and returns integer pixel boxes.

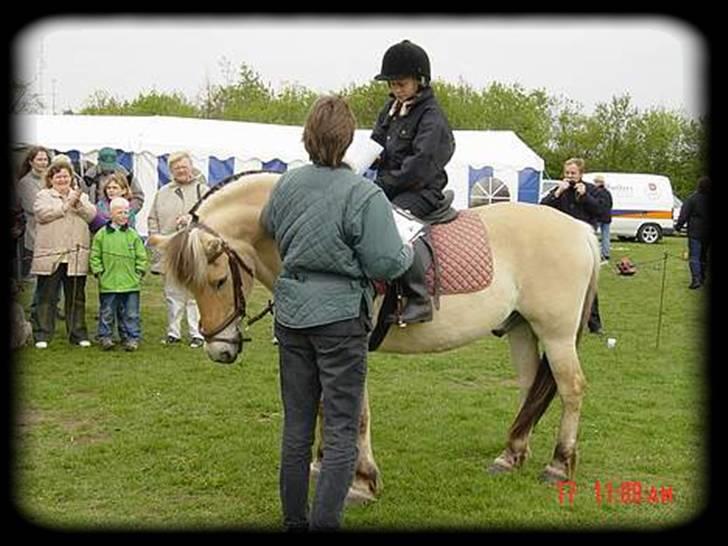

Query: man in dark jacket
[675,176,710,289]
[369,39,456,323]
[541,158,607,333]
[592,175,613,261]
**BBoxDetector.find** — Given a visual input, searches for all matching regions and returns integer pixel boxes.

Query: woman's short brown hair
[303,95,356,168]
[43,163,74,189]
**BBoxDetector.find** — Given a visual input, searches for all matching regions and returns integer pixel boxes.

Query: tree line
[20,60,708,197]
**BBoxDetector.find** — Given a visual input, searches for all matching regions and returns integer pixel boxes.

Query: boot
[398,251,432,324]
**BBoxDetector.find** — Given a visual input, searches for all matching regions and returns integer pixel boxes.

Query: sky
[12,15,708,120]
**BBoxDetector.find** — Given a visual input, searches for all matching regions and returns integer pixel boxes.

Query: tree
[11,79,43,114]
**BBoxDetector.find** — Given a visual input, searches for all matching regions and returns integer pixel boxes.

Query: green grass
[12,235,709,531]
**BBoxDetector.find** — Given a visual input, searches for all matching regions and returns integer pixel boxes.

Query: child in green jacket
[89,197,148,351]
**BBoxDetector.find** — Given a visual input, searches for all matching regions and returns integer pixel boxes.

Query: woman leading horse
[148,169,600,505]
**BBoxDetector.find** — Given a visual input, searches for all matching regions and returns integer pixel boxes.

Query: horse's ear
[147,233,170,250]
[204,237,224,262]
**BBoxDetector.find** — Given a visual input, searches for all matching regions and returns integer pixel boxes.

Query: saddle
[369,194,495,351]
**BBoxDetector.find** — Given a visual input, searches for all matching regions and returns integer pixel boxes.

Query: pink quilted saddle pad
[424,210,493,295]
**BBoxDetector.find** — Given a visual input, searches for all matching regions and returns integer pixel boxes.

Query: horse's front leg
[311,381,381,504]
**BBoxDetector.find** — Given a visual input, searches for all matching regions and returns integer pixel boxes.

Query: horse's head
[148,221,256,364]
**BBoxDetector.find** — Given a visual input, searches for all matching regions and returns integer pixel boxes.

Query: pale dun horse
[148,171,600,503]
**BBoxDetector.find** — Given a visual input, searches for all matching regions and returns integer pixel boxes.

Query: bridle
[183,169,277,353]
[190,218,255,352]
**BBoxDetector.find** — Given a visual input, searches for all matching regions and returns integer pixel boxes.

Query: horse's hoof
[345,486,376,506]
[487,460,513,475]
[540,466,568,484]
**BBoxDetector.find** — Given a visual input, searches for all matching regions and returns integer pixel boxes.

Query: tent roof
[452,130,544,172]
[13,114,311,161]
[13,114,543,171]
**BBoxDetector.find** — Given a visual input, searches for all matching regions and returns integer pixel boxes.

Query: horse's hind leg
[489,322,547,474]
[311,382,381,504]
[539,339,586,483]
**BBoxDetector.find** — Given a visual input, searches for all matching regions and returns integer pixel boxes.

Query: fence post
[656,252,669,350]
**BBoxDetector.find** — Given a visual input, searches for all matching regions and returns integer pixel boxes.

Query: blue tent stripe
[262,159,287,173]
[117,151,133,173]
[468,166,494,190]
[517,168,540,204]
[209,157,235,186]
[157,155,170,188]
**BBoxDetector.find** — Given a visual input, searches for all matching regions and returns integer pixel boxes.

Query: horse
[147,171,600,503]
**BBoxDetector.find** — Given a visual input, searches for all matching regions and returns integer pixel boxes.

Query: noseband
[191,219,255,350]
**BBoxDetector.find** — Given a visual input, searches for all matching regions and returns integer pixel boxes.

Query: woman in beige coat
[30,162,97,348]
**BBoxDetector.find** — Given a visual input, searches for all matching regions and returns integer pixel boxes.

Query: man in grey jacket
[261,95,413,531]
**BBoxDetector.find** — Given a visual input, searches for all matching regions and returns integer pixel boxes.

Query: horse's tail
[509,353,557,439]
[577,230,601,346]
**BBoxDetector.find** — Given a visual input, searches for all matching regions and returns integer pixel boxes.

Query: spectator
[82,147,145,214]
[541,157,606,334]
[89,172,138,233]
[592,175,613,261]
[11,188,26,280]
[51,153,85,189]
[30,162,96,349]
[369,39,456,323]
[16,146,50,279]
[260,95,413,531]
[90,197,148,351]
[147,151,208,348]
[675,176,710,289]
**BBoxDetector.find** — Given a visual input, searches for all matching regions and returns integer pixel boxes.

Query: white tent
[13,114,545,235]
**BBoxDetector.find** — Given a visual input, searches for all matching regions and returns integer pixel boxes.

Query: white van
[581,173,675,243]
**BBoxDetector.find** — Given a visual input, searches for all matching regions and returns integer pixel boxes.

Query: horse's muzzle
[204,331,243,364]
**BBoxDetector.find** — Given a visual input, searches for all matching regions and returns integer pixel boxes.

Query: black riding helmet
[374,39,431,85]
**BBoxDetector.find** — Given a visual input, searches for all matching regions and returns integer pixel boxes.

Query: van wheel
[637,223,662,244]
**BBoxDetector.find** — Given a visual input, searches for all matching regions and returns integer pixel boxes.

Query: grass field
[12,235,710,531]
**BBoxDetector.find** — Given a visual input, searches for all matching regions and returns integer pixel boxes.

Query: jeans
[688,237,710,284]
[598,222,611,259]
[31,264,88,344]
[98,292,141,342]
[275,320,368,531]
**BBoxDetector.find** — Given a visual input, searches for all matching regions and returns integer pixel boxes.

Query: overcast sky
[13,15,707,120]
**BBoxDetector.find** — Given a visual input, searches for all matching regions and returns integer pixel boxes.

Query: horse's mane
[162,171,279,292]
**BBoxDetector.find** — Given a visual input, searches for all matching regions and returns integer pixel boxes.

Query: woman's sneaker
[123,340,139,352]
[100,338,115,351]
[35,341,48,349]
[77,340,92,348]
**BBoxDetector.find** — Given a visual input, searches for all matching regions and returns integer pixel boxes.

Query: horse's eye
[215,277,227,290]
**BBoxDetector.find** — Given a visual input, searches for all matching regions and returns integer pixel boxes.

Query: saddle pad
[425,210,493,295]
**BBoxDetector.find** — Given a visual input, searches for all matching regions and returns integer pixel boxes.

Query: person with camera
[541,157,606,334]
